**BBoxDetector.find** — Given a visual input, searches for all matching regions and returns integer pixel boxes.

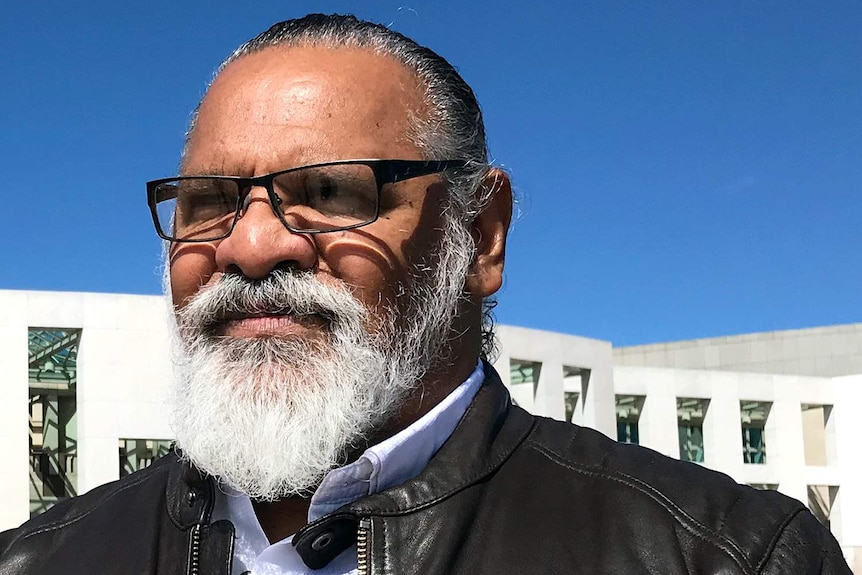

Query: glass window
[564,391,579,423]
[807,485,839,530]
[618,421,639,445]
[563,366,591,424]
[119,439,173,477]
[677,398,709,463]
[28,328,81,518]
[742,427,766,464]
[741,401,771,464]
[509,359,541,389]
[615,395,645,445]
[748,484,779,491]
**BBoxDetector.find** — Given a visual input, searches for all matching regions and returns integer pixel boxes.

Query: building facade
[1,290,860,570]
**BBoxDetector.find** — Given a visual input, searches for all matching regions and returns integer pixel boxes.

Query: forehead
[185,45,428,174]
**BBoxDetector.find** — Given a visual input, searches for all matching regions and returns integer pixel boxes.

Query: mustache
[176,268,367,335]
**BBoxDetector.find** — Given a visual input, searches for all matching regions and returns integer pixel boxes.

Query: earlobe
[466,168,513,299]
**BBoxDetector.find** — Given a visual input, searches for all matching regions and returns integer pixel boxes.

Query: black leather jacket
[0,366,851,574]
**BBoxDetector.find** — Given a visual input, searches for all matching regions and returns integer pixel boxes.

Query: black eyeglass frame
[147,158,468,243]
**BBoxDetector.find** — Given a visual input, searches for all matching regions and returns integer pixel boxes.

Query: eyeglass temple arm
[376,160,464,184]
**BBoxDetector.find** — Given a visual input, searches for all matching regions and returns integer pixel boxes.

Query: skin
[172,45,512,541]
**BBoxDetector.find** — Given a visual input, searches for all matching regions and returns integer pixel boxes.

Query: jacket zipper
[188,523,202,575]
[356,518,371,575]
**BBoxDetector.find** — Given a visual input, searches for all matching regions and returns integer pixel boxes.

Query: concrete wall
[494,325,616,438]
[614,323,862,377]
[832,374,862,571]
[0,290,173,530]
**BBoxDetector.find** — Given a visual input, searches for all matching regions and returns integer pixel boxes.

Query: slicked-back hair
[189,13,501,358]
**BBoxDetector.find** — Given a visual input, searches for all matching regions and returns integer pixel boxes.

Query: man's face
[171,45,448,336]
[167,45,486,499]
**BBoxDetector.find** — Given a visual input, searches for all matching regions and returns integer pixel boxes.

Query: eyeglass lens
[154,163,380,240]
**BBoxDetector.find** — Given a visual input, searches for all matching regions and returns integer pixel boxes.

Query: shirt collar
[307,361,485,521]
[213,361,486,548]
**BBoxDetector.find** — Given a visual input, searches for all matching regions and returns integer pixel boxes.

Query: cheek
[328,252,405,312]
[325,213,447,309]
[169,252,218,308]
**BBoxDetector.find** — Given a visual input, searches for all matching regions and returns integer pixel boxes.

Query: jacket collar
[342,360,534,516]
[166,452,216,530]
[291,361,534,568]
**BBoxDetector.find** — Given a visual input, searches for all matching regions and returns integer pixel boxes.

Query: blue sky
[2,1,859,345]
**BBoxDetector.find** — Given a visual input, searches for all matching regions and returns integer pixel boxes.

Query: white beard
[167,216,475,500]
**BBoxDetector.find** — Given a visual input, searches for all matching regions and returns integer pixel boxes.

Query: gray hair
[187,13,502,358]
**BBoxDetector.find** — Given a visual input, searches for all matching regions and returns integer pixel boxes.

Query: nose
[214,187,318,279]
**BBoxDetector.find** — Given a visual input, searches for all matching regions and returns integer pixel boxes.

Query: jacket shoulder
[0,452,178,555]
[520,413,845,573]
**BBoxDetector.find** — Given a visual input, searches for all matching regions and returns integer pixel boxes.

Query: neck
[252,497,311,543]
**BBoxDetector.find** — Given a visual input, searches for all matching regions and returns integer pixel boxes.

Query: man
[0,13,851,575]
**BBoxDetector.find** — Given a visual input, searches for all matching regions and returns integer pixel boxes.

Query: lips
[213,311,330,338]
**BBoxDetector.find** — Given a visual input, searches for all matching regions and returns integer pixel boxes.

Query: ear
[466,168,513,299]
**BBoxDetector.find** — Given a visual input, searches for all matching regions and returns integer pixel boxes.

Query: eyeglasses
[147,159,466,243]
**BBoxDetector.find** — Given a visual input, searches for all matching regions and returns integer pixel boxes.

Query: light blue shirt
[212,362,485,575]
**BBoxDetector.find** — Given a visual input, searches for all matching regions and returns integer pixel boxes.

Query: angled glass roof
[28,329,81,388]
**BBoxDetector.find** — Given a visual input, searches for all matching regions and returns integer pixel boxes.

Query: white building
[498,324,862,572]
[1,290,860,571]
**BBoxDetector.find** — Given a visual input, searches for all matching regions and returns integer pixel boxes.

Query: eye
[272,164,379,227]
[316,177,338,201]
[176,180,237,225]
